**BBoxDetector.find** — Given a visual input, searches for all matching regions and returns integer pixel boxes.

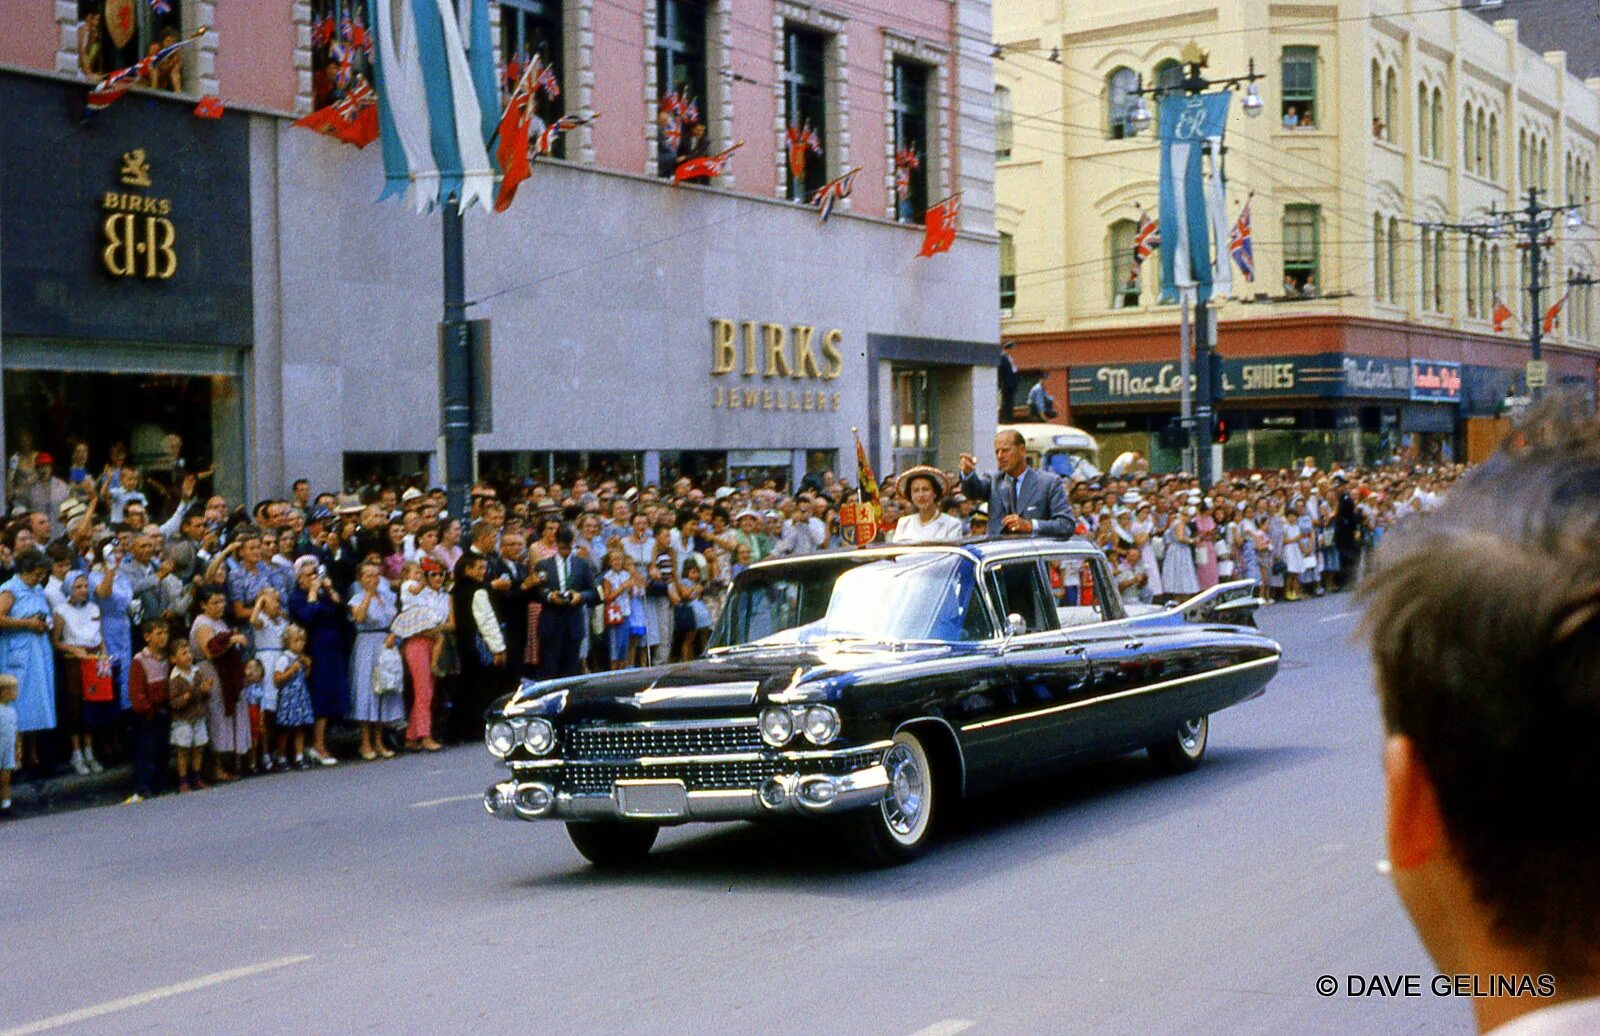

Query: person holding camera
[534,526,598,679]
[287,556,344,766]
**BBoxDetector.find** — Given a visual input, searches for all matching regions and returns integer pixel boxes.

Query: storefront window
[479,451,643,489]
[342,452,431,493]
[891,367,937,472]
[5,369,244,516]
[76,0,184,89]
[503,0,566,156]
[310,0,375,109]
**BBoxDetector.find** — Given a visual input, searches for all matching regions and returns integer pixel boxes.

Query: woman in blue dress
[287,557,346,766]
[92,544,136,711]
[0,550,57,768]
[346,560,402,759]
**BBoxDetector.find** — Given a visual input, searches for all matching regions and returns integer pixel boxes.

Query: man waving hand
[959,430,1074,538]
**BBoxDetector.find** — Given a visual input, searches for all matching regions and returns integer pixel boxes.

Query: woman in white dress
[890,466,964,543]
[1130,502,1164,599]
[1159,506,1201,600]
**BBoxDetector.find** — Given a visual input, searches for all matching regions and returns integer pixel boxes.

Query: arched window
[1385,68,1398,142]
[1281,46,1318,127]
[1418,82,1432,158]
[1108,219,1142,308]
[994,85,1013,158]
[1518,130,1529,188]
[1105,67,1138,139]
[1431,87,1444,160]
[999,231,1016,310]
[1373,212,1386,300]
[1488,113,1499,180]
[1463,105,1476,172]
[1539,138,1549,191]
[1490,244,1501,311]
[1387,217,1400,303]
[1465,239,1478,317]
[1433,230,1445,313]
[1371,61,1384,138]
[1475,109,1487,174]
[1151,59,1183,126]
[1420,228,1434,307]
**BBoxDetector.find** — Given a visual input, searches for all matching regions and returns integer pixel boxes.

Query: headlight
[802,705,841,745]
[760,706,795,746]
[486,721,516,758]
[521,718,556,756]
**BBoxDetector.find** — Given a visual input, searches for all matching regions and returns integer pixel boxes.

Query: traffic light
[1158,416,1187,452]
[1212,417,1230,445]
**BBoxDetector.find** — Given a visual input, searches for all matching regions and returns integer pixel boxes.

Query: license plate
[614,779,688,819]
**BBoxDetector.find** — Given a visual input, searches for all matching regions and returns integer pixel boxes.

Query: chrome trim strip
[631,681,761,706]
[958,655,1280,732]
[574,717,759,731]
[536,739,892,767]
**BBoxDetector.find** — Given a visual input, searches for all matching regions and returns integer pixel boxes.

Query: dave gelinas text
[1318,974,1555,998]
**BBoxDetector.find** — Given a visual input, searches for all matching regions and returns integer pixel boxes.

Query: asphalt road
[0,591,1463,1034]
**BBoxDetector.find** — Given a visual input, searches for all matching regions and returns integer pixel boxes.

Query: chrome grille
[557,752,882,795]
[566,723,762,759]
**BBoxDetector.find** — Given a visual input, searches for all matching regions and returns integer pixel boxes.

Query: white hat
[713,486,736,500]
[400,487,424,503]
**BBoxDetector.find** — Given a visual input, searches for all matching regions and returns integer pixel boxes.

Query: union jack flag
[150,0,171,14]
[1133,207,1160,262]
[339,16,372,57]
[810,167,862,224]
[1228,195,1255,282]
[535,113,595,156]
[311,16,337,48]
[785,121,822,179]
[674,141,742,183]
[84,27,207,119]
[660,90,697,151]
[533,58,560,100]
[893,148,920,197]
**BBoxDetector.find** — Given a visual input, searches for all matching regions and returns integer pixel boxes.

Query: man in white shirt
[1364,410,1600,1034]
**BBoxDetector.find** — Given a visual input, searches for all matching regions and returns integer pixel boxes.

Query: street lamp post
[1127,51,1263,486]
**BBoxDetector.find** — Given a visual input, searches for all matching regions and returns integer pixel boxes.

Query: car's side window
[957,581,997,641]
[986,560,1058,633]
[1047,556,1107,628]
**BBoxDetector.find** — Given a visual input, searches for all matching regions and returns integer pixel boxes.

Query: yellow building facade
[993,0,1599,468]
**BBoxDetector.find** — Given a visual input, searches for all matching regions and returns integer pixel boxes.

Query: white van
[998,423,1102,480]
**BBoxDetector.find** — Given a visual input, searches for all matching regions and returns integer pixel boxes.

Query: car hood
[501,642,972,722]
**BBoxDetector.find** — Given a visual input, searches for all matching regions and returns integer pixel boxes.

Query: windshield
[709,552,990,649]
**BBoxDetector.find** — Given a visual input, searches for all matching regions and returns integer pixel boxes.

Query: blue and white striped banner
[1158,91,1233,304]
[369,0,497,213]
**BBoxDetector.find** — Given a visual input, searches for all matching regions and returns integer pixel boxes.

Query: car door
[959,557,1094,776]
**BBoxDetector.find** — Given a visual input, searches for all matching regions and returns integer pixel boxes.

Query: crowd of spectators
[0,439,1461,818]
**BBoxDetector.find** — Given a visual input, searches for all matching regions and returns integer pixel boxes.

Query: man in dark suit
[997,341,1020,421]
[959,429,1075,538]
[534,525,599,679]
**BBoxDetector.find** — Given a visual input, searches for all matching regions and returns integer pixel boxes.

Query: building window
[1490,243,1501,309]
[1475,109,1487,173]
[1431,88,1444,160]
[1465,239,1479,317]
[655,0,707,176]
[1488,113,1499,179]
[1373,212,1386,301]
[1420,84,1433,159]
[1387,217,1400,303]
[1281,47,1317,128]
[503,0,566,154]
[994,85,1012,158]
[77,0,185,89]
[1282,205,1319,295]
[1420,228,1433,310]
[1463,106,1476,173]
[1152,59,1183,125]
[1370,61,1383,138]
[1385,68,1398,142]
[1109,219,1142,308]
[782,25,829,202]
[1107,66,1139,139]
[999,232,1016,311]
[892,59,930,223]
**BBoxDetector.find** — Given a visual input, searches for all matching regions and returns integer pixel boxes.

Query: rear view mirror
[1006,613,1027,637]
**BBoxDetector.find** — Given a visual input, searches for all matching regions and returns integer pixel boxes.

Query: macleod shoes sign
[1069,353,1427,405]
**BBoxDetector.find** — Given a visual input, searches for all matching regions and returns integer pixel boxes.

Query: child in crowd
[51,569,110,775]
[166,638,211,793]
[0,674,17,818]
[251,586,288,770]
[272,624,314,769]
[241,658,266,774]
[600,549,634,671]
[125,620,170,803]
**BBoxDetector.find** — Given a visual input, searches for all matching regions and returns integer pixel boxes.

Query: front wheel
[566,822,659,867]
[1147,716,1208,774]
[850,730,938,867]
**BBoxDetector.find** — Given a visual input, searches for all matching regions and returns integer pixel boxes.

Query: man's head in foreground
[1362,402,1600,1032]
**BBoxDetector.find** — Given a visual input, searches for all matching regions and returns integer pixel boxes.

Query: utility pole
[1128,50,1263,486]
[440,0,475,522]
[1481,187,1587,402]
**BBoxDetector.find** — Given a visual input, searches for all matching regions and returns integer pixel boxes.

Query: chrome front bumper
[484,763,891,823]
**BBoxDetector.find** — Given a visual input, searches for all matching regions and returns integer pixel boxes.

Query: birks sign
[1069,353,1415,405]
[101,149,178,280]
[709,318,844,413]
